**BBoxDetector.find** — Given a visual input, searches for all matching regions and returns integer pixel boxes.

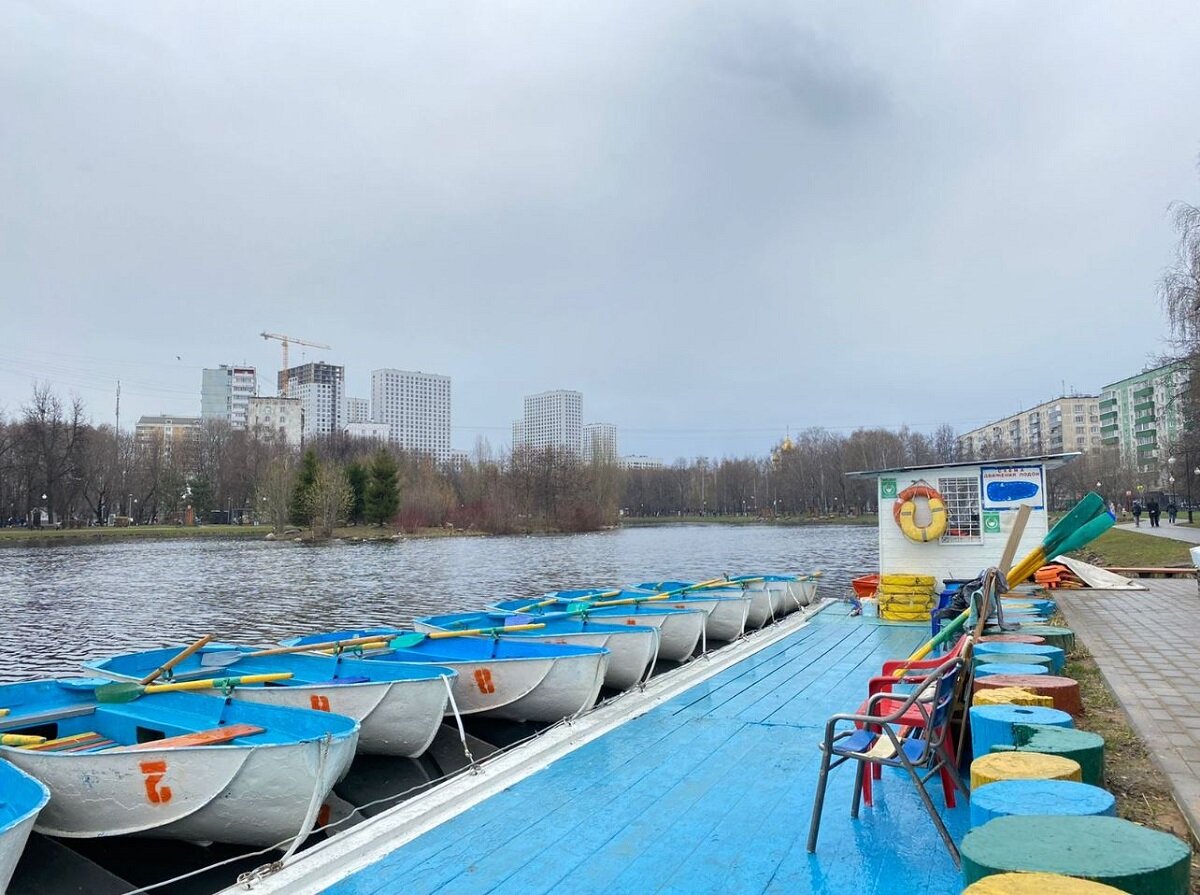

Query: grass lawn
[0,524,266,546]
[1071,527,1195,568]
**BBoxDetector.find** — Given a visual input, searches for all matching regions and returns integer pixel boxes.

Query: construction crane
[260,332,331,396]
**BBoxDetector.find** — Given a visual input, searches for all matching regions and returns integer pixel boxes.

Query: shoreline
[0,515,876,548]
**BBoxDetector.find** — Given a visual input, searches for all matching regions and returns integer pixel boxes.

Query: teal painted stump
[969,780,1115,828]
[961,816,1191,895]
[976,663,1050,679]
[975,642,1065,674]
[973,654,1052,671]
[969,704,1072,761]
[992,723,1106,787]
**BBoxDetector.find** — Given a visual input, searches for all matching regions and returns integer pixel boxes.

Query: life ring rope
[893,480,948,543]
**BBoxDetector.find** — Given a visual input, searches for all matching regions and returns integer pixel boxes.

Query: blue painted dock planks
[324,611,969,895]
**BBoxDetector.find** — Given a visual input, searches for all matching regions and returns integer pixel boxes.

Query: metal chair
[806,656,967,865]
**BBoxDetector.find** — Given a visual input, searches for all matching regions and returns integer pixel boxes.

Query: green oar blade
[388,633,427,649]
[1048,510,1115,559]
[1042,492,1106,556]
[95,682,146,704]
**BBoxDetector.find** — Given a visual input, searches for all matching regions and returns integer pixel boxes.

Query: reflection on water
[0,524,875,681]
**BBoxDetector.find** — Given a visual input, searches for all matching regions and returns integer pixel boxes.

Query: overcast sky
[3,2,1199,459]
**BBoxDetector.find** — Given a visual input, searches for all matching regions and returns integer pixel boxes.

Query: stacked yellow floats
[876,573,937,622]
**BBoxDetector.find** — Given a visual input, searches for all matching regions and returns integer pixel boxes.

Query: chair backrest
[926,658,962,732]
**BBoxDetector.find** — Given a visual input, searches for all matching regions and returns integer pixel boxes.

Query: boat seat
[122,723,265,751]
[22,731,118,753]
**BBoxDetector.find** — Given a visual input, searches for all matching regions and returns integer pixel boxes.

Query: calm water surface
[0,524,875,681]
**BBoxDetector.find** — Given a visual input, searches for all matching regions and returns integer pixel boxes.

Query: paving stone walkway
[1056,579,1200,838]
[1113,521,1200,544]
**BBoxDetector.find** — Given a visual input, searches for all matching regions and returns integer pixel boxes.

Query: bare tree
[305,462,352,538]
[256,457,296,534]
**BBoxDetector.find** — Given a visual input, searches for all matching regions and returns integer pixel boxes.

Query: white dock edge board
[226,603,826,894]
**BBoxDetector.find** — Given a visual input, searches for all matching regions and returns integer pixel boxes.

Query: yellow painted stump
[970,752,1082,790]
[973,688,1054,708]
[963,871,1126,894]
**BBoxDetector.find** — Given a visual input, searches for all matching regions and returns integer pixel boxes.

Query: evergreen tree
[289,449,319,525]
[346,461,368,524]
[365,449,400,525]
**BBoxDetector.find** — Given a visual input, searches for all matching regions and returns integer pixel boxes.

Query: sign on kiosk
[980,465,1045,511]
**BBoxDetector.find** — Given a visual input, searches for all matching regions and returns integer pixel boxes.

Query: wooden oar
[387,623,545,648]
[583,578,735,609]
[97,672,293,703]
[139,634,214,685]
[513,590,621,614]
[247,635,397,659]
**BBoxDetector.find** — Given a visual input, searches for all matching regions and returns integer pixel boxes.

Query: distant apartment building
[958,395,1101,459]
[513,389,583,454]
[200,365,256,429]
[279,362,345,440]
[345,421,391,441]
[1099,361,1191,471]
[134,414,202,464]
[345,396,371,424]
[619,455,665,470]
[370,369,452,461]
[583,423,619,463]
[247,396,303,446]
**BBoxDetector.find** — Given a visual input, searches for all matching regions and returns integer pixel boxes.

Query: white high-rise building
[513,390,583,454]
[371,369,452,461]
[583,423,618,463]
[279,362,345,440]
[201,365,256,429]
[345,396,371,424]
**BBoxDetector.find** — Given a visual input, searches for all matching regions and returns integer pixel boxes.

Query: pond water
[0,524,876,681]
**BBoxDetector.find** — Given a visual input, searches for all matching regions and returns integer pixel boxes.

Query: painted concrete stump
[976,663,1050,679]
[962,871,1127,894]
[969,779,1116,828]
[970,751,1081,789]
[993,723,1106,787]
[985,625,1075,652]
[961,816,1192,895]
[975,642,1066,674]
[974,674,1083,714]
[972,687,1054,708]
[972,654,1053,671]
[978,634,1048,646]
[969,704,1072,760]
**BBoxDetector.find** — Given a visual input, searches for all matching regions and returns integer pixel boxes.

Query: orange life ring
[892,484,943,524]
[892,483,949,543]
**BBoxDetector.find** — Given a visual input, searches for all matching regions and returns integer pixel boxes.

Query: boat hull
[0,682,359,848]
[490,604,705,663]
[0,761,49,894]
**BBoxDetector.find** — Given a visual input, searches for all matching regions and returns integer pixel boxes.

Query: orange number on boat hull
[473,668,495,694]
[625,619,637,625]
[310,694,331,712]
[139,760,173,805]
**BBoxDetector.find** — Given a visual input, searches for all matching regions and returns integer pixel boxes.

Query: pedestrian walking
[1168,500,1178,524]
[1147,498,1161,528]
[1133,501,1142,527]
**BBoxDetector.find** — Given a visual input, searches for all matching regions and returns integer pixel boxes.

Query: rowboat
[547,587,751,642]
[489,600,705,662]
[852,573,880,599]
[0,679,358,847]
[746,574,818,612]
[82,646,455,757]
[0,759,49,894]
[280,631,609,724]
[414,612,659,690]
[634,581,764,634]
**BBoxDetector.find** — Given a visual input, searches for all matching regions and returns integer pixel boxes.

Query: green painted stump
[961,816,1191,895]
[991,723,1105,786]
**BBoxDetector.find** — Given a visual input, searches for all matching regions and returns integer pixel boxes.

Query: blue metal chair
[806,656,966,865]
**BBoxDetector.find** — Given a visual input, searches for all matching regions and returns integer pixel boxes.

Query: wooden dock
[238,606,968,895]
